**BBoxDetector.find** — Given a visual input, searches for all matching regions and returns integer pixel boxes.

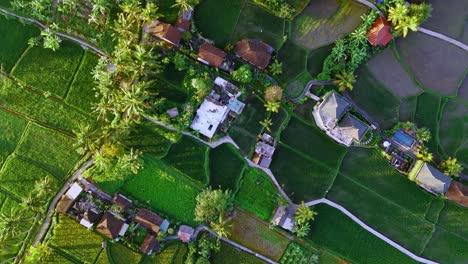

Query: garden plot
[212,241,266,264]
[270,144,336,202]
[209,144,245,191]
[236,168,279,221]
[122,155,200,225]
[420,0,468,44]
[327,175,435,253]
[49,215,104,264]
[422,227,468,264]
[367,48,422,98]
[108,243,143,264]
[292,0,367,50]
[308,204,419,264]
[280,117,347,169]
[15,124,80,179]
[163,135,209,184]
[229,210,289,261]
[194,0,243,47]
[65,51,100,113]
[396,32,468,96]
[231,1,286,50]
[0,16,39,73]
[414,93,442,154]
[277,40,308,84]
[438,99,467,156]
[350,66,400,129]
[0,77,95,133]
[0,110,27,167]
[338,148,433,214]
[0,156,59,199]
[12,41,84,98]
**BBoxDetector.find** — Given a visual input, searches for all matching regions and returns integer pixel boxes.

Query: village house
[271,205,295,231]
[140,234,159,255]
[166,107,179,118]
[56,182,83,214]
[197,42,227,68]
[177,225,195,243]
[414,163,452,195]
[367,16,393,46]
[96,211,129,240]
[175,8,193,32]
[446,181,468,208]
[312,91,370,146]
[143,21,182,47]
[252,133,276,168]
[79,207,101,229]
[382,129,422,173]
[190,77,245,138]
[235,39,273,70]
[113,193,133,211]
[134,208,170,233]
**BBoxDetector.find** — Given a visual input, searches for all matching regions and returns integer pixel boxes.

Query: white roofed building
[190,97,229,138]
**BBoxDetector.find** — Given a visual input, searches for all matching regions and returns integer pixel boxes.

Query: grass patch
[0,77,95,133]
[284,71,313,98]
[231,1,285,50]
[0,156,59,199]
[122,155,200,224]
[425,198,444,224]
[270,108,288,137]
[350,66,400,129]
[399,96,418,122]
[236,168,279,221]
[277,40,308,84]
[15,124,80,178]
[49,215,104,264]
[212,241,266,264]
[0,16,40,73]
[123,122,178,158]
[436,201,468,240]
[438,99,466,156]
[232,93,268,136]
[141,243,180,263]
[0,110,27,167]
[270,144,336,202]
[281,117,346,169]
[422,227,468,264]
[12,41,84,98]
[229,210,289,261]
[108,243,142,264]
[194,0,243,47]
[414,93,442,154]
[308,204,418,264]
[163,135,209,184]
[306,44,333,78]
[65,51,100,113]
[209,144,245,191]
[228,127,257,156]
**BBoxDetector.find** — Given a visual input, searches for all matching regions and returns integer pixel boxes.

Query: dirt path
[285,80,335,103]
[304,198,439,264]
[33,159,95,246]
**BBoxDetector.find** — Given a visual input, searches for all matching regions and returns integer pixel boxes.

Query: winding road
[285,80,335,103]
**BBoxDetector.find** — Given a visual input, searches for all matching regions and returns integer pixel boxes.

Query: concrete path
[0,7,106,56]
[418,27,468,52]
[33,159,95,246]
[353,0,383,16]
[193,225,278,264]
[285,80,335,103]
[304,198,439,264]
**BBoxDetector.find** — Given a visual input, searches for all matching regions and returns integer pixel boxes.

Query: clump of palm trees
[264,85,283,113]
[292,202,317,238]
[386,0,432,37]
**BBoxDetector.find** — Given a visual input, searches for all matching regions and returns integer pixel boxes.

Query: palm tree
[416,127,431,143]
[294,202,317,225]
[268,60,283,76]
[292,222,310,238]
[417,147,433,162]
[334,71,356,92]
[0,208,33,241]
[210,214,232,239]
[259,118,273,132]
[25,243,52,263]
[440,157,462,177]
[264,101,280,113]
[395,16,419,37]
[172,0,198,13]
[388,2,408,26]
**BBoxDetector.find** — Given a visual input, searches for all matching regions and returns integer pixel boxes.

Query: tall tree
[334,71,356,92]
[172,0,199,13]
[268,59,283,76]
[0,208,33,241]
[194,188,233,223]
[264,101,280,113]
[210,214,232,238]
[295,202,317,225]
[416,127,431,143]
[440,157,462,177]
[231,65,253,84]
[264,85,283,103]
[25,243,52,263]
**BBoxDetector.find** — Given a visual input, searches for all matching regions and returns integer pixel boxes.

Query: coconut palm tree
[172,0,198,13]
[292,222,310,238]
[210,214,232,239]
[416,147,433,162]
[334,71,356,92]
[0,208,33,241]
[395,16,419,37]
[268,60,283,76]
[264,101,280,113]
[440,157,462,177]
[294,202,317,225]
[259,118,273,132]
[416,127,431,143]
[388,2,408,26]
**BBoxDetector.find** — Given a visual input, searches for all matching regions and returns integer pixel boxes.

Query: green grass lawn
[11,41,84,98]
[212,241,266,264]
[163,135,209,184]
[350,66,400,129]
[414,93,442,155]
[108,243,143,264]
[437,99,466,157]
[270,144,336,202]
[0,110,27,167]
[236,168,279,221]
[0,156,59,199]
[194,0,243,47]
[280,117,347,169]
[209,144,245,191]
[0,16,40,73]
[123,155,200,224]
[0,77,95,133]
[231,1,285,50]
[49,215,104,264]
[15,124,80,178]
[65,51,100,114]
[308,204,419,264]
[422,227,468,264]
[277,40,308,84]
